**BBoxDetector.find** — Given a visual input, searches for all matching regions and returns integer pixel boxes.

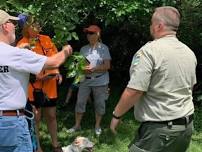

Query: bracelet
[112,111,121,119]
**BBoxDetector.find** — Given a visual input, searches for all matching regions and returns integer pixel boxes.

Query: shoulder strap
[37,36,47,55]
[30,82,36,89]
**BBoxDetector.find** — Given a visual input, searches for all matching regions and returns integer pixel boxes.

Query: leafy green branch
[64,52,88,84]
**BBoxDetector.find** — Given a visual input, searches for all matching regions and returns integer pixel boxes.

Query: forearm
[93,60,110,73]
[93,64,109,72]
[113,87,143,118]
[44,50,66,69]
[43,45,72,70]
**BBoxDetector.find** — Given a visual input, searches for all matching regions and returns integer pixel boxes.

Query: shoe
[95,128,102,136]
[67,126,81,133]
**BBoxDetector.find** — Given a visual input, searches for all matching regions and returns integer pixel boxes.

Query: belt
[0,109,24,116]
[86,74,104,79]
[144,114,193,126]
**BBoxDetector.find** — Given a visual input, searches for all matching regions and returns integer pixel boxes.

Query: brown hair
[22,16,41,38]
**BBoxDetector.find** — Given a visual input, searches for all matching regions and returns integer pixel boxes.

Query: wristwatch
[112,111,121,119]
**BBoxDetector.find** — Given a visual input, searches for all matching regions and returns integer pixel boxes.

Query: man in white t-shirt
[0,10,72,152]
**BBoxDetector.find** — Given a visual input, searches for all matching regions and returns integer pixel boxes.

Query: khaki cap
[0,10,19,25]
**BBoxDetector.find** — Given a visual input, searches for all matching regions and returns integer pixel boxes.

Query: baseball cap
[0,10,19,25]
[18,13,28,27]
[83,25,101,33]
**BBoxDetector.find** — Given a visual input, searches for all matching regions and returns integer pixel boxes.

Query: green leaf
[64,52,88,84]
[71,32,79,40]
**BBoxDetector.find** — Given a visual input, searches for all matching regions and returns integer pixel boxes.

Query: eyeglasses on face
[5,20,18,27]
[86,32,96,35]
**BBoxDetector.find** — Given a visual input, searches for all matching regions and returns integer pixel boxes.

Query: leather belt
[0,109,24,116]
[143,114,193,126]
[86,74,104,79]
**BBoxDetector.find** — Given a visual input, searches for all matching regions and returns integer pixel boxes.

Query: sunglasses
[6,20,18,27]
[86,32,96,35]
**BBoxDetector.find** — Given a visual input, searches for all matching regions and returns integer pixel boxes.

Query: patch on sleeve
[132,52,142,66]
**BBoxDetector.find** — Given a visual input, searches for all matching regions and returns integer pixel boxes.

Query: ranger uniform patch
[132,51,143,66]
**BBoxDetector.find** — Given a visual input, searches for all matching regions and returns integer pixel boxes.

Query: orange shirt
[17,34,59,101]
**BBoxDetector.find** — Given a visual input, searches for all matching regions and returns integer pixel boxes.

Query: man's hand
[110,118,121,134]
[63,45,73,57]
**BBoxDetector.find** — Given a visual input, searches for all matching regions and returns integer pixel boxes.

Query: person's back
[0,38,46,110]
[133,35,197,121]
[110,6,197,152]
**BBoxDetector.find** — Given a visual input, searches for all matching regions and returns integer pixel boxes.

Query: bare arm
[43,45,72,70]
[110,87,143,134]
[93,59,111,72]
[114,87,143,117]
[85,59,111,74]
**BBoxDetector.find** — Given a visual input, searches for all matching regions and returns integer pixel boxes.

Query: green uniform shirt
[127,35,197,122]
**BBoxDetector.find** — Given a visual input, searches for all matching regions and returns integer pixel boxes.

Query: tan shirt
[127,35,197,122]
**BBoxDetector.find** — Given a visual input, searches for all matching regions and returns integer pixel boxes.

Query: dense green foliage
[1,1,202,151]
[0,1,202,151]
[1,0,201,49]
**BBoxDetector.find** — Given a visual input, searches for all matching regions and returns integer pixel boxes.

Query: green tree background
[1,0,201,85]
[1,1,202,151]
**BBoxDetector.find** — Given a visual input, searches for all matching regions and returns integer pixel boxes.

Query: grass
[190,132,202,152]
[38,86,202,152]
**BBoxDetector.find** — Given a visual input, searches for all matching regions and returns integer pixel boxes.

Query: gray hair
[153,6,180,31]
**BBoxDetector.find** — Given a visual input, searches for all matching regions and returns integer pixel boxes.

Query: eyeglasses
[5,20,18,27]
[86,32,96,35]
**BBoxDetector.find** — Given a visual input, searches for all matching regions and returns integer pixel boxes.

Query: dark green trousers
[128,121,193,152]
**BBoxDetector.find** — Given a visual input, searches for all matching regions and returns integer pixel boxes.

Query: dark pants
[129,121,193,152]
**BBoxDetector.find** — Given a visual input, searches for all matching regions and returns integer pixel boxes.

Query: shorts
[29,98,57,109]
[75,85,108,115]
[128,121,193,152]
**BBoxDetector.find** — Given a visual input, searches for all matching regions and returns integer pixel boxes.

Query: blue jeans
[0,116,32,152]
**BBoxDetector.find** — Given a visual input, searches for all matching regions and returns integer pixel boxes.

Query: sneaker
[95,128,102,136]
[67,126,81,133]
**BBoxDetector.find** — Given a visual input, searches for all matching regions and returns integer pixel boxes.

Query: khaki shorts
[75,85,108,115]
[129,121,193,152]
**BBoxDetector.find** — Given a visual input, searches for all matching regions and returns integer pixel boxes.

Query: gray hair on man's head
[153,6,180,31]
